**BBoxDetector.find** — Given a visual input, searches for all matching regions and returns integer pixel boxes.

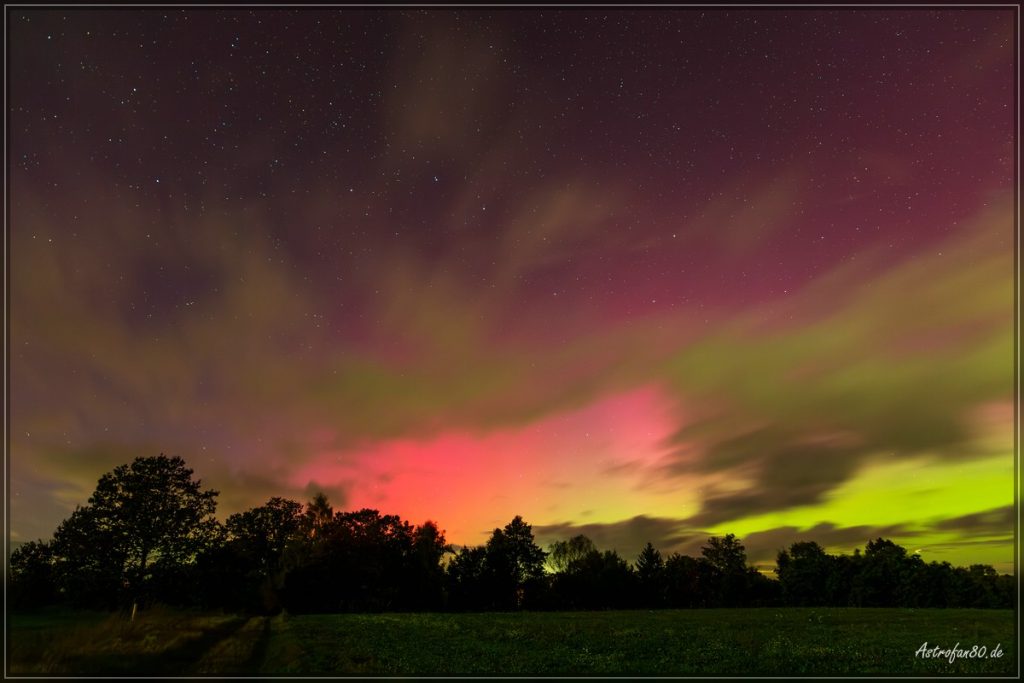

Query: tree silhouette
[330,508,416,611]
[552,548,638,609]
[50,506,126,608]
[408,521,452,610]
[635,541,666,607]
[548,534,596,574]
[51,455,219,613]
[226,497,304,612]
[9,540,57,608]
[701,534,747,574]
[446,546,490,611]
[701,534,749,607]
[304,492,334,539]
[663,553,714,608]
[227,497,304,576]
[851,537,910,607]
[776,541,831,606]
[11,454,1014,614]
[484,516,547,609]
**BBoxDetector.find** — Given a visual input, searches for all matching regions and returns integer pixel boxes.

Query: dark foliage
[776,538,1014,609]
[635,542,666,607]
[445,546,491,611]
[7,456,1015,614]
[281,508,440,613]
[17,455,221,611]
[548,549,638,610]
[8,541,58,608]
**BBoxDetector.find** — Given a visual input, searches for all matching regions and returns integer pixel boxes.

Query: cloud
[212,466,350,520]
[533,516,928,567]
[7,10,1015,566]
[533,516,697,561]
[655,196,1014,524]
[10,187,1013,543]
[932,505,1015,535]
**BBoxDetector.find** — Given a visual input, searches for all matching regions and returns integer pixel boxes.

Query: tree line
[8,455,1014,613]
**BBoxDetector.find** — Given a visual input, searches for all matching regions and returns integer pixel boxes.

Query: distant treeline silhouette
[8,455,1014,613]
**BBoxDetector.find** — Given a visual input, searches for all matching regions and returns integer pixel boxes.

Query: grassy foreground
[7,607,1016,676]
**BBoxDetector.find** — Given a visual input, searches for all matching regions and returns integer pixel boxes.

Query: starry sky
[8,8,1017,571]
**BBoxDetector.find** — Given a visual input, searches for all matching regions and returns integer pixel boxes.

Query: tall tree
[304,492,334,539]
[53,454,220,613]
[701,534,749,607]
[408,520,452,609]
[701,534,747,575]
[635,541,666,607]
[484,516,547,609]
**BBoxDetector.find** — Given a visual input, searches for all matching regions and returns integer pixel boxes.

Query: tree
[9,540,57,608]
[50,506,126,607]
[664,553,715,608]
[304,492,334,539]
[851,537,910,607]
[746,566,782,606]
[551,548,638,609]
[226,497,304,613]
[952,564,1008,608]
[280,494,334,588]
[776,541,831,606]
[52,454,220,613]
[446,546,489,611]
[407,520,452,610]
[825,552,858,606]
[701,534,747,574]
[701,534,749,607]
[548,535,596,574]
[281,508,450,614]
[635,542,666,607]
[226,497,304,576]
[910,560,955,608]
[325,508,415,611]
[484,516,547,609]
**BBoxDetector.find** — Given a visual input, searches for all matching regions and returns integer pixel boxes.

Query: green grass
[8,607,1016,676]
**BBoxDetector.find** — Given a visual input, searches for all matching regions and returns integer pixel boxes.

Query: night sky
[8,8,1016,571]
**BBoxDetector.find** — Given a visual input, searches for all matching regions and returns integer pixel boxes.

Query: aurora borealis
[7,8,1016,572]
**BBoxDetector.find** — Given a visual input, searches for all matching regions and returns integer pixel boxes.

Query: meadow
[7,606,1015,676]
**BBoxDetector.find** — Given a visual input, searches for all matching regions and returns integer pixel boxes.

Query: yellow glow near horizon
[713,452,1014,570]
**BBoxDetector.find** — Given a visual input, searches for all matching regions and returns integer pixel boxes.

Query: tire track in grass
[192,616,271,674]
[59,615,248,675]
[255,613,307,674]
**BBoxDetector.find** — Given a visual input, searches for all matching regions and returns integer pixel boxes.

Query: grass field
[7,607,1016,676]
